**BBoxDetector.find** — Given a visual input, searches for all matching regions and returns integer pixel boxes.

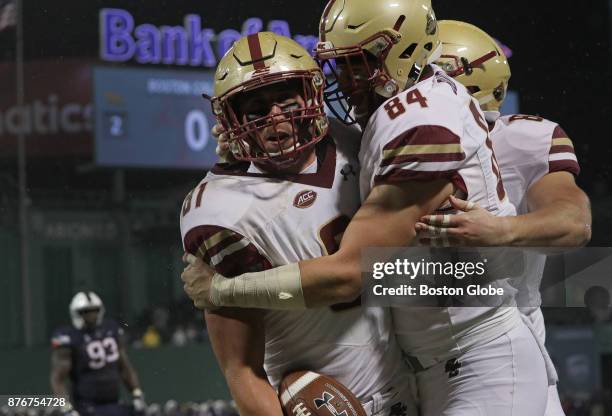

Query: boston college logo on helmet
[294,190,317,209]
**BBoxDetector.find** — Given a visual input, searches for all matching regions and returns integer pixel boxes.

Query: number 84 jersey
[360,64,515,218]
[51,319,123,403]
[359,65,519,358]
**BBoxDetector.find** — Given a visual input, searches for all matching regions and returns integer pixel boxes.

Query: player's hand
[181,253,218,309]
[131,388,146,414]
[212,123,234,163]
[60,402,80,416]
[415,195,512,246]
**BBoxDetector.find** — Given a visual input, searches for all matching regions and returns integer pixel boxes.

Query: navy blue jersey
[51,319,124,404]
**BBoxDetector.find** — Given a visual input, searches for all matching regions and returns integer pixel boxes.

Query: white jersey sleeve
[489,114,580,214]
[359,66,514,217]
[488,113,581,319]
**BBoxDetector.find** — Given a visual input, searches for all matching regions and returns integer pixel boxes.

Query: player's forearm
[210,210,420,309]
[299,252,363,307]
[120,362,141,391]
[205,308,277,415]
[504,200,592,246]
[207,181,447,310]
[50,372,70,397]
[205,256,360,309]
[224,368,283,416]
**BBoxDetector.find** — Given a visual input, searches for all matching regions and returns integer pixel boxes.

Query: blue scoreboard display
[93,65,520,170]
[93,66,218,169]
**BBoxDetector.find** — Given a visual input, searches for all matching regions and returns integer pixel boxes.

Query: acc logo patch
[294,190,317,209]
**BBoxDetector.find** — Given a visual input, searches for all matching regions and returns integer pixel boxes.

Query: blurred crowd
[129,299,208,348]
[561,390,612,416]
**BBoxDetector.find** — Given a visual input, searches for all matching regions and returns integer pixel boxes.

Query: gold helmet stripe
[319,0,338,42]
[247,33,266,70]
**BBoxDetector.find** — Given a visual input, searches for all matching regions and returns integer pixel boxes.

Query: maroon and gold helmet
[315,0,440,124]
[209,32,328,164]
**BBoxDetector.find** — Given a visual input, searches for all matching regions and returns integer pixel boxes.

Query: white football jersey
[487,111,580,314]
[359,65,520,359]
[180,119,408,406]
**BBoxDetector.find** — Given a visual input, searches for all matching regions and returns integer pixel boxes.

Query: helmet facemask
[317,32,398,125]
[212,72,327,166]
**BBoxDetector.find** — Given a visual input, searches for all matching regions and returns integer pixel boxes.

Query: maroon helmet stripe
[470,51,497,68]
[393,15,406,31]
[247,33,266,70]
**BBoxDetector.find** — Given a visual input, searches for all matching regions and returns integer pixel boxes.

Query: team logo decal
[390,402,408,416]
[445,358,462,378]
[294,190,317,209]
[314,392,348,416]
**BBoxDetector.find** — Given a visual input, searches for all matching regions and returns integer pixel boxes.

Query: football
[278,370,367,416]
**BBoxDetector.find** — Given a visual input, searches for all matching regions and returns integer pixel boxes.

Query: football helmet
[209,32,328,164]
[316,0,440,123]
[436,20,511,112]
[69,291,105,329]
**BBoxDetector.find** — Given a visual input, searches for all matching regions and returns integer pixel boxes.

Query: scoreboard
[93,65,520,170]
[93,66,218,169]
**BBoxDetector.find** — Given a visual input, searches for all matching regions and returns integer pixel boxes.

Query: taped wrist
[209,263,305,309]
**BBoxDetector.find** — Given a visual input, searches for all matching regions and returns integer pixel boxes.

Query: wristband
[209,263,305,309]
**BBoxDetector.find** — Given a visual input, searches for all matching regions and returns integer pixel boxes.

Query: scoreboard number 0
[185,110,209,151]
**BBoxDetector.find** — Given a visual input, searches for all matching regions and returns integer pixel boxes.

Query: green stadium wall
[0,344,231,402]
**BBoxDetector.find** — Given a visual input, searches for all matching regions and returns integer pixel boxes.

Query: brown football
[278,370,367,416]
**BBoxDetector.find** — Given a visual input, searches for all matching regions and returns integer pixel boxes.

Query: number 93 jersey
[180,119,409,408]
[51,319,123,404]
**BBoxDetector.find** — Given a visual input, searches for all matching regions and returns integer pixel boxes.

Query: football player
[182,1,551,415]
[50,292,145,416]
[414,20,592,416]
[180,32,415,416]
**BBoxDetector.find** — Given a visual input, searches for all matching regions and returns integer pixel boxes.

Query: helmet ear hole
[467,86,481,94]
[424,43,433,51]
[400,43,418,59]
[493,84,506,101]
